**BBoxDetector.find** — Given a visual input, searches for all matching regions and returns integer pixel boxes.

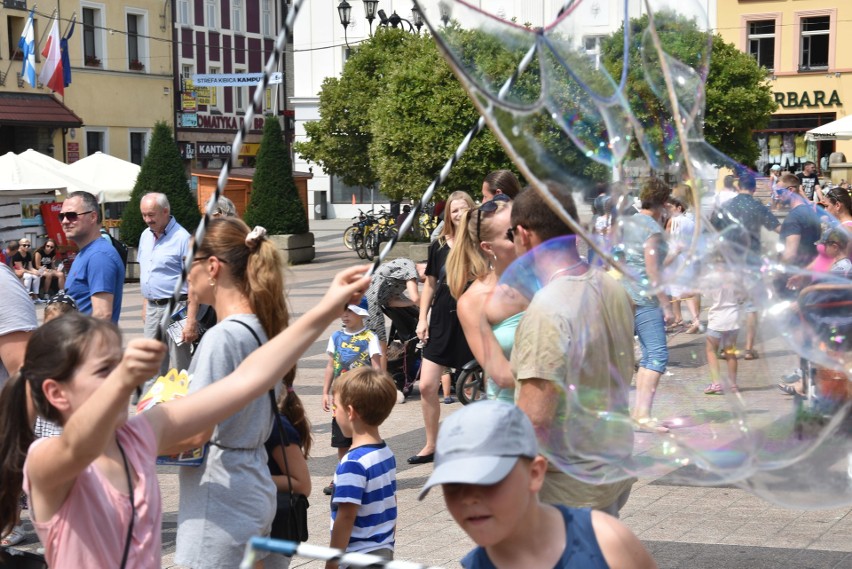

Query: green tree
[601,13,776,167]
[120,121,201,247]
[296,27,518,202]
[244,117,308,234]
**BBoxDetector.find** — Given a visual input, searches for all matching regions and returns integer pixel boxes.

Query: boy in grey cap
[420,401,656,569]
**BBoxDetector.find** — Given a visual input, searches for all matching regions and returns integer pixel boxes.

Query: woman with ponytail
[447,195,527,403]
[0,261,369,568]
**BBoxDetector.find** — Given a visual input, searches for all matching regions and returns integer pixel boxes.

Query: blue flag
[18,8,36,87]
[60,17,75,88]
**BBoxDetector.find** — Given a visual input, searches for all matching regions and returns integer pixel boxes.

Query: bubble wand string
[239,537,442,569]
[155,0,306,340]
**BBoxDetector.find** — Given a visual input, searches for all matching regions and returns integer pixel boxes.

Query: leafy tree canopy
[244,117,308,234]
[120,121,200,247]
[601,13,776,167]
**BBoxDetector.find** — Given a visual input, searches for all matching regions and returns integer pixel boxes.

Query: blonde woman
[410,191,475,464]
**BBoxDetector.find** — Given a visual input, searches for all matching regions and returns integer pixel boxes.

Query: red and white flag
[39,18,64,96]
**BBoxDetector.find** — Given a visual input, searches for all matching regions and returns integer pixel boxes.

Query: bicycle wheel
[455,364,486,405]
[343,226,358,250]
[354,232,367,259]
[364,231,376,261]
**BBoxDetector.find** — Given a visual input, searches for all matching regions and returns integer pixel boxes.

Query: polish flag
[39,18,64,96]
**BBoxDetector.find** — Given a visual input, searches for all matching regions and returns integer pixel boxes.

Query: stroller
[383,305,421,400]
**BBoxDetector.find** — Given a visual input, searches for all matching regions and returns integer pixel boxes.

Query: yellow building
[0,1,172,169]
[717,1,851,179]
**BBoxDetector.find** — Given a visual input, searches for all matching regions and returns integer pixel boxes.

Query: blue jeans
[634,305,668,374]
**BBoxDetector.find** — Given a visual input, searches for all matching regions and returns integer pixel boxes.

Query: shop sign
[182,92,197,112]
[774,90,842,109]
[192,72,283,86]
[193,114,265,131]
[197,143,232,159]
[178,141,196,160]
[180,113,198,127]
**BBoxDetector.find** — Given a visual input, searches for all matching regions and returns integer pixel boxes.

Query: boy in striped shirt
[328,367,399,567]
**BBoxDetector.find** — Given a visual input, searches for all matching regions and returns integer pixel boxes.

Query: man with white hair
[138,192,197,374]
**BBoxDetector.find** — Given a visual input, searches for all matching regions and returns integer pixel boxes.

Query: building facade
[0,0,173,165]
[172,0,293,171]
[292,0,717,219]
[716,1,851,176]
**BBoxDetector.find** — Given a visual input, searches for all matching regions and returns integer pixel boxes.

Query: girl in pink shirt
[0,265,370,568]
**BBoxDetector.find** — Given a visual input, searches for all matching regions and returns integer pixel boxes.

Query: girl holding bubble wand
[0,266,370,569]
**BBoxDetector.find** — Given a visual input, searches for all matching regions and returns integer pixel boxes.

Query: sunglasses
[20,243,30,247]
[825,241,841,248]
[58,210,94,222]
[476,194,511,243]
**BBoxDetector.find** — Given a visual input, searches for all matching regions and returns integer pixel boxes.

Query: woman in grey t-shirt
[174,219,290,568]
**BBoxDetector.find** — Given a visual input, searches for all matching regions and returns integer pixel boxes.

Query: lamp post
[337,0,352,47]
[340,1,424,37]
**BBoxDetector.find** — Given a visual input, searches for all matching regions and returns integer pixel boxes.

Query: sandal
[633,418,670,433]
[704,383,724,395]
[777,382,802,396]
[665,320,684,333]
[1,526,25,547]
[743,349,758,360]
[685,321,701,334]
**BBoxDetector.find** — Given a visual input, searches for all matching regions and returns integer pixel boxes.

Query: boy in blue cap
[420,401,656,569]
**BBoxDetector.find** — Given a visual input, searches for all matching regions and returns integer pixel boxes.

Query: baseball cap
[418,400,538,500]
[819,227,850,248]
[347,296,369,317]
[770,164,781,172]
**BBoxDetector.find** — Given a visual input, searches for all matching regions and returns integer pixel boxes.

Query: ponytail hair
[276,374,313,458]
[0,313,120,535]
[446,199,511,299]
[197,218,289,340]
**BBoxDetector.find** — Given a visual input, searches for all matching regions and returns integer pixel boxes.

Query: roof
[0,92,83,128]
[192,168,313,180]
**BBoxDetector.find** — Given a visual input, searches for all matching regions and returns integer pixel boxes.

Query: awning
[0,92,83,128]
[805,114,852,141]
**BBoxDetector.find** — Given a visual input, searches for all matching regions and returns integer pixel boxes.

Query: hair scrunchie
[245,226,268,250]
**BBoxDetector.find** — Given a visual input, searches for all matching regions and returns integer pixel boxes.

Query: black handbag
[232,319,310,542]
[267,390,310,542]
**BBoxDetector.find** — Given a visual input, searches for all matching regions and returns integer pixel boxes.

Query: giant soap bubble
[417,0,852,508]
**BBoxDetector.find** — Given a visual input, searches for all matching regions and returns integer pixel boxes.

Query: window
[261,0,273,37]
[208,66,221,110]
[800,16,830,71]
[748,20,775,70]
[330,176,391,204]
[127,14,142,70]
[235,69,246,111]
[86,129,106,155]
[205,0,217,28]
[82,7,102,66]
[7,15,26,61]
[129,131,147,165]
[583,35,604,71]
[176,0,191,25]
[232,0,243,32]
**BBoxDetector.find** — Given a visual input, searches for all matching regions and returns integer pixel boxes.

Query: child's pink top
[22,414,162,569]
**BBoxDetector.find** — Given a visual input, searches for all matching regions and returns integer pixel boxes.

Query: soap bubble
[419,0,852,507]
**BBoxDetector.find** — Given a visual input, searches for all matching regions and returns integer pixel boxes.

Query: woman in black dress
[410,191,475,464]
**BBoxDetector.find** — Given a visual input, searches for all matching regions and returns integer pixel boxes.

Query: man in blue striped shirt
[328,367,399,567]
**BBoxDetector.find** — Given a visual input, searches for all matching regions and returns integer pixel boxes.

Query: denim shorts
[634,305,668,374]
[707,328,739,348]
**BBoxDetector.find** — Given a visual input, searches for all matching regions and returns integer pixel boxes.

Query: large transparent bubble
[418,0,852,509]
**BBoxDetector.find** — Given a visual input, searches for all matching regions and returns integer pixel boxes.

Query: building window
[583,35,604,71]
[232,0,244,32]
[748,20,775,70]
[800,16,830,71]
[86,129,106,155]
[177,0,191,25]
[82,6,104,67]
[129,131,147,165]
[208,66,221,110]
[127,13,143,70]
[7,16,27,61]
[235,69,246,111]
[261,0,273,37]
[205,0,217,28]
[330,176,390,204]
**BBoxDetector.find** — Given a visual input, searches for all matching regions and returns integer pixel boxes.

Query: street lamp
[340,1,423,36]
[337,0,352,47]
[363,0,379,35]
[439,1,451,26]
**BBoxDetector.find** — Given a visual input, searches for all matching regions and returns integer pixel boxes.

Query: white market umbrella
[805,114,852,141]
[0,152,86,195]
[62,151,140,203]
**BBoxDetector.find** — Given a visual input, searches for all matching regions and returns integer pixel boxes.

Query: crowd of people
[0,162,849,568]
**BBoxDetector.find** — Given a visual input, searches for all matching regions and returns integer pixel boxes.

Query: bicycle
[343,211,369,250]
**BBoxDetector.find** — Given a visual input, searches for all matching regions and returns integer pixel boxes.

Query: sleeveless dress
[488,312,524,403]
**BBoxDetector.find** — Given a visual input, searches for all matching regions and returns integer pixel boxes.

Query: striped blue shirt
[331,442,397,554]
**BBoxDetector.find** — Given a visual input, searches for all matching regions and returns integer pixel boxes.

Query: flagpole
[62,12,77,38]
[35,9,58,55]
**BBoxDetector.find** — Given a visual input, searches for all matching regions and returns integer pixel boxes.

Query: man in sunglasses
[61,191,124,323]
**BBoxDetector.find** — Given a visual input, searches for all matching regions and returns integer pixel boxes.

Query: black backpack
[101,231,128,268]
